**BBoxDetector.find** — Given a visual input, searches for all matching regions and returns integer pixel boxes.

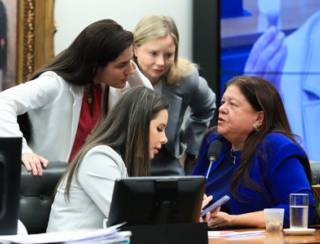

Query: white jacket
[46,145,127,232]
[0,67,152,162]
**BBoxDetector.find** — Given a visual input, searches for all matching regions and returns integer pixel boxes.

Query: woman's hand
[244,26,287,91]
[200,194,214,223]
[202,194,213,208]
[207,211,234,228]
[128,60,154,89]
[22,152,49,176]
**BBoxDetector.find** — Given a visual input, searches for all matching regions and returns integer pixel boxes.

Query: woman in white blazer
[47,87,168,232]
[0,19,151,176]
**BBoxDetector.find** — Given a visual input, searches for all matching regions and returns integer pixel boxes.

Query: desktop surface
[208,228,320,244]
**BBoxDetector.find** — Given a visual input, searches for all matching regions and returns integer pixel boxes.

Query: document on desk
[0,224,131,243]
[208,230,264,239]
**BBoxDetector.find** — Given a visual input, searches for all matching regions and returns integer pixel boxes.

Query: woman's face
[217,84,263,149]
[94,46,133,88]
[149,109,168,160]
[134,35,176,84]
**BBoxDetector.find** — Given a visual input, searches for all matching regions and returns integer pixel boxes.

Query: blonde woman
[133,15,216,175]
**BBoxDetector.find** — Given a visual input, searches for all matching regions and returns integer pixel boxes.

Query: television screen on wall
[193,0,320,161]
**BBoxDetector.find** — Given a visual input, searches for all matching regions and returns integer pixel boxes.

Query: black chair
[150,147,185,176]
[311,161,320,185]
[19,161,68,234]
[309,161,320,225]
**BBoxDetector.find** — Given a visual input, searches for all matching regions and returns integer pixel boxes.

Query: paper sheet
[0,224,130,243]
[208,230,264,239]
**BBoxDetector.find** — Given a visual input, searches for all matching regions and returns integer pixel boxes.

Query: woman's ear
[133,45,138,57]
[256,111,264,127]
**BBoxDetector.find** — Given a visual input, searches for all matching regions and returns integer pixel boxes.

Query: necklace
[230,149,238,165]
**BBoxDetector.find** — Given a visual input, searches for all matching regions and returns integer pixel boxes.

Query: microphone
[206,140,223,178]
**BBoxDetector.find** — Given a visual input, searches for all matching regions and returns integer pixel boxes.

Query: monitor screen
[0,137,21,234]
[220,0,320,161]
[193,0,320,161]
[107,176,205,227]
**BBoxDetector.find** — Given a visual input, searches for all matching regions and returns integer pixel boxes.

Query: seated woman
[193,76,315,228]
[46,87,168,232]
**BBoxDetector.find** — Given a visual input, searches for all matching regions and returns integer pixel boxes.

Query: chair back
[19,161,67,233]
[311,161,320,185]
[310,161,320,224]
[0,137,21,234]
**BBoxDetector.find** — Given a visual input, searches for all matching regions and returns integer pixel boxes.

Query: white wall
[54,0,193,59]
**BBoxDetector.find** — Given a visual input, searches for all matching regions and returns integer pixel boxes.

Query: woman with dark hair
[193,76,315,228]
[0,19,150,176]
[46,87,168,232]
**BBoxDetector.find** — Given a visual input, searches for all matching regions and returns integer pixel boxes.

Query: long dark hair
[224,76,312,199]
[63,87,169,198]
[19,19,133,143]
[32,19,133,85]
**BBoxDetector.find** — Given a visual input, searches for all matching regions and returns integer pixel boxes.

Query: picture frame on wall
[1,0,55,90]
[17,0,55,83]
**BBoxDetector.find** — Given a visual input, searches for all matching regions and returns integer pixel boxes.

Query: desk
[208,229,320,244]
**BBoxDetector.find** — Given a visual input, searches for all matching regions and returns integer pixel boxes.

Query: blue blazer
[193,131,315,227]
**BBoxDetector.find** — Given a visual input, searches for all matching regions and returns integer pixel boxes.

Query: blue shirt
[193,132,315,227]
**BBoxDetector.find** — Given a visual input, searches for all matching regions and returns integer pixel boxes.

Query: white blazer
[46,145,128,232]
[0,67,152,162]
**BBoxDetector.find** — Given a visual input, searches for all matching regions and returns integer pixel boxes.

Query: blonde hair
[133,15,195,85]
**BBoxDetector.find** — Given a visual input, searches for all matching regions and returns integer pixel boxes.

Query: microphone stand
[205,156,215,179]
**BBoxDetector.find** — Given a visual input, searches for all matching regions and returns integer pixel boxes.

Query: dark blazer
[157,69,216,158]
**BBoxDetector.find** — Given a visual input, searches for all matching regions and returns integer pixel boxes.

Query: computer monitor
[0,137,22,234]
[107,176,205,227]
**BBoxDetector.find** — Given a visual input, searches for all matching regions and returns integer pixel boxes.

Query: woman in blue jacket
[193,76,315,228]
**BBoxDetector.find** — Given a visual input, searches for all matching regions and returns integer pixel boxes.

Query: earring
[253,124,260,131]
